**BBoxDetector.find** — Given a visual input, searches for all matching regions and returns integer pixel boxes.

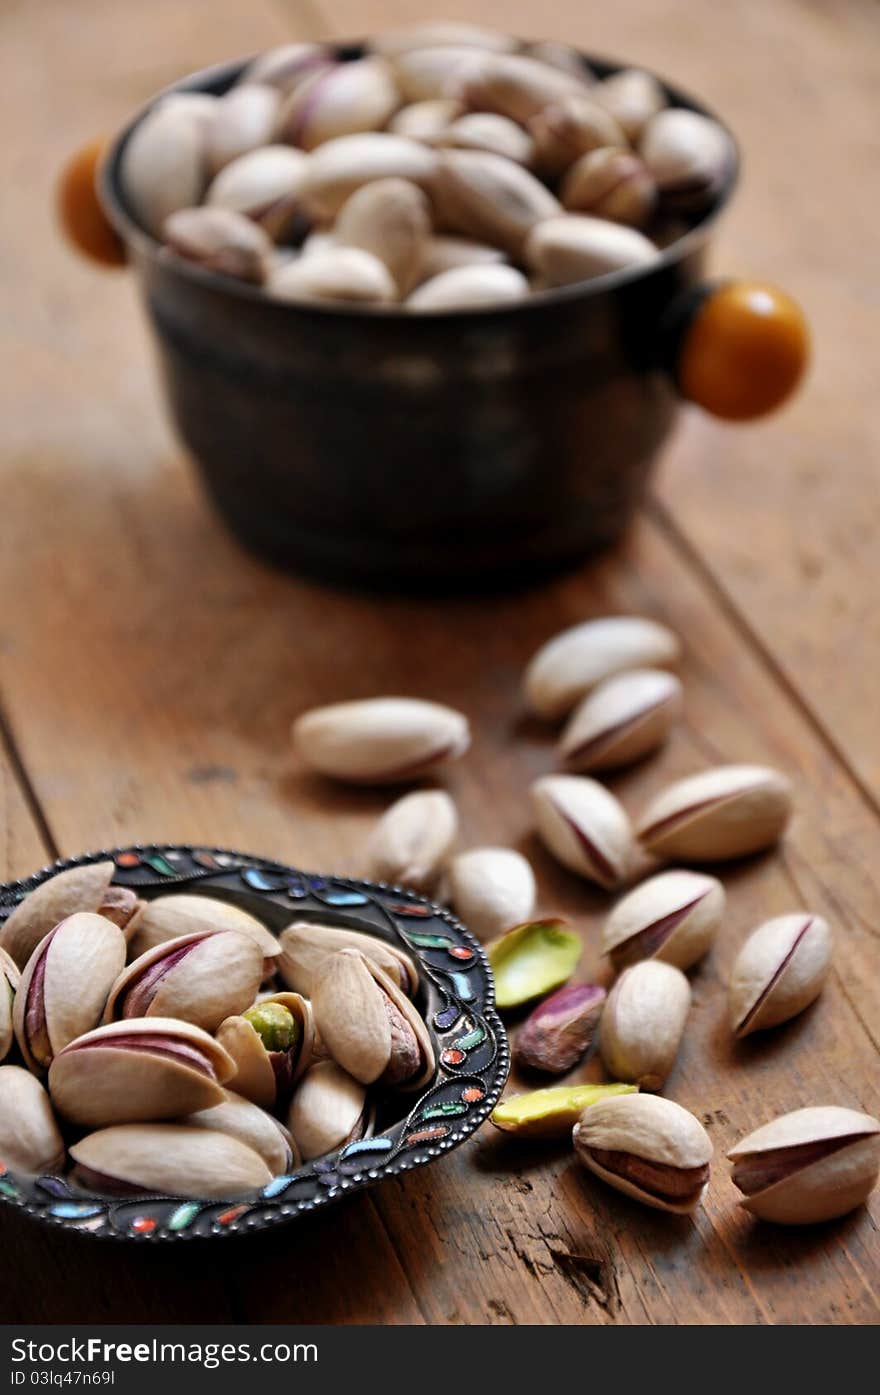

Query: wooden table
[1,0,878,1326]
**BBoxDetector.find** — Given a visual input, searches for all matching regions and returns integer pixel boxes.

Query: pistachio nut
[528,95,627,178]
[292,696,470,784]
[268,247,397,305]
[487,919,582,1009]
[287,1059,374,1161]
[299,229,338,258]
[205,83,281,176]
[524,615,681,720]
[729,913,831,1037]
[13,912,126,1072]
[364,788,458,892]
[636,764,793,861]
[445,847,536,940]
[216,992,314,1109]
[593,68,667,141]
[242,42,334,93]
[70,1123,271,1198]
[599,960,691,1090]
[0,861,141,969]
[278,922,418,998]
[521,41,594,83]
[640,108,733,213]
[525,215,659,287]
[185,1090,298,1174]
[603,869,724,973]
[490,1082,636,1139]
[335,178,431,296]
[562,148,657,227]
[310,949,434,1090]
[126,894,280,978]
[438,113,535,166]
[276,58,401,151]
[458,53,586,124]
[408,263,530,311]
[162,206,274,284]
[0,949,20,1063]
[205,145,309,239]
[104,929,262,1034]
[514,983,606,1075]
[388,98,463,140]
[121,100,207,238]
[0,1065,65,1175]
[155,91,220,134]
[573,1092,712,1212]
[389,47,490,103]
[300,133,438,221]
[49,1017,234,1126]
[728,1106,880,1225]
[431,149,561,258]
[416,234,507,283]
[530,774,635,888]
[371,23,517,56]
[558,667,683,772]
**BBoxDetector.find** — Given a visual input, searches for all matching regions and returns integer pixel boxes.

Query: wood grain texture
[0,0,877,1325]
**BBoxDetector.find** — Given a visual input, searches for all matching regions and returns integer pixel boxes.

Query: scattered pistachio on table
[531,773,635,888]
[292,696,470,783]
[444,847,536,940]
[558,667,683,772]
[602,869,725,972]
[636,764,793,861]
[523,615,681,720]
[513,983,606,1075]
[728,913,832,1037]
[573,1092,712,1213]
[599,960,691,1091]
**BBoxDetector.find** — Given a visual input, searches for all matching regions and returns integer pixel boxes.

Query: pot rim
[99,41,740,322]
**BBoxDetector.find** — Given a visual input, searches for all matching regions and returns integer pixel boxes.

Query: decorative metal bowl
[0,845,508,1241]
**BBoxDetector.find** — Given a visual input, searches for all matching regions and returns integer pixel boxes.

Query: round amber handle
[678,281,809,421]
[56,138,126,268]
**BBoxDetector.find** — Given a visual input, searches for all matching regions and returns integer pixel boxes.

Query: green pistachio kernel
[243,1002,298,1053]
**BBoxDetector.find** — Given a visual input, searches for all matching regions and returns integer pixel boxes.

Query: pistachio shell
[299,133,438,220]
[445,847,536,940]
[216,992,314,1110]
[416,234,506,284]
[287,1059,373,1161]
[438,113,535,165]
[126,895,280,974]
[636,764,793,861]
[335,178,431,296]
[104,930,262,1033]
[599,960,691,1091]
[640,108,733,213]
[728,1106,880,1224]
[70,1123,271,1199]
[0,1065,65,1174]
[573,1092,712,1213]
[593,68,667,141]
[559,668,683,772]
[603,869,724,972]
[268,247,397,305]
[242,43,333,92]
[292,696,469,784]
[528,95,627,177]
[205,145,309,239]
[311,949,434,1089]
[491,1081,636,1138]
[121,102,206,238]
[371,23,517,56]
[162,206,274,284]
[277,57,401,151]
[729,913,832,1037]
[407,263,529,311]
[531,774,635,888]
[561,147,657,228]
[431,149,561,258]
[205,83,281,176]
[487,919,581,1009]
[185,1091,297,1174]
[0,949,20,1062]
[364,788,458,892]
[0,861,116,969]
[13,912,126,1071]
[49,1017,233,1126]
[458,53,586,124]
[278,922,418,997]
[514,983,606,1075]
[524,616,681,720]
[522,42,594,83]
[388,98,463,140]
[389,47,490,103]
[525,215,659,287]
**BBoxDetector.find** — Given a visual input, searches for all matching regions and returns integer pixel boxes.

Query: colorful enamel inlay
[418,1101,468,1121]
[48,1202,104,1220]
[434,1002,461,1031]
[320,887,369,907]
[167,1202,201,1232]
[261,1175,295,1199]
[389,903,433,918]
[131,1216,157,1234]
[242,868,286,892]
[217,1204,249,1226]
[404,1125,450,1147]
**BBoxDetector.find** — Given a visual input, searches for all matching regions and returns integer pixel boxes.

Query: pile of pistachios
[119,20,734,310]
[0,870,434,1198]
[290,614,880,1225]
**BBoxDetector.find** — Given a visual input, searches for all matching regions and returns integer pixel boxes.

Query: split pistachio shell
[0,861,139,969]
[268,247,396,305]
[104,930,262,1033]
[13,912,126,1072]
[277,57,401,151]
[371,23,517,56]
[525,215,659,287]
[49,1017,233,1126]
[292,696,470,784]
[529,95,627,178]
[729,913,832,1037]
[310,949,434,1090]
[390,47,489,103]
[0,1066,65,1174]
[728,1106,880,1225]
[445,847,536,941]
[126,894,280,975]
[487,919,581,1009]
[490,1082,636,1139]
[559,668,682,772]
[530,774,635,889]
[278,922,418,998]
[162,206,274,284]
[431,149,561,258]
[121,101,206,238]
[574,1092,712,1213]
[640,108,733,213]
[514,983,606,1075]
[459,52,586,124]
[216,992,314,1109]
[438,113,535,166]
[599,960,691,1091]
[364,788,458,892]
[0,949,20,1062]
[70,1124,271,1199]
[603,869,724,972]
[242,43,333,92]
[416,234,506,283]
[335,178,431,296]
[408,263,529,311]
[524,616,681,720]
[594,68,667,141]
[287,1059,373,1161]
[636,764,793,861]
[299,133,438,220]
[388,98,464,140]
[561,148,657,227]
[205,145,309,238]
[185,1091,298,1174]
[205,83,281,176]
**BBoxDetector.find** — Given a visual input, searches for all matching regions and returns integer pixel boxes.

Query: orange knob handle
[677,281,809,421]
[56,137,126,268]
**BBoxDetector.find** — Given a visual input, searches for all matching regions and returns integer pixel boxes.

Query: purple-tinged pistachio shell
[524,616,681,721]
[287,1060,374,1161]
[487,920,582,1010]
[184,1091,298,1175]
[126,894,280,977]
[636,764,793,862]
[276,57,401,151]
[279,922,417,998]
[70,1124,271,1199]
[216,992,315,1110]
[559,668,682,772]
[311,950,434,1090]
[514,983,606,1075]
[573,1092,712,1213]
[729,913,831,1037]
[0,948,20,1063]
[530,774,636,889]
[241,42,334,92]
[603,869,724,972]
[0,862,140,969]
[0,1065,65,1175]
[105,929,262,1033]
